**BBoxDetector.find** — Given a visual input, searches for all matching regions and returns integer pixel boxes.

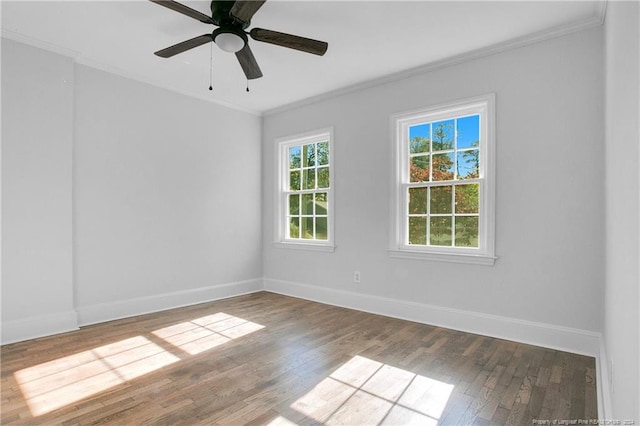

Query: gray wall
[1,39,76,338]
[1,39,263,341]
[604,1,640,420]
[4,17,637,419]
[262,28,605,333]
[74,65,262,310]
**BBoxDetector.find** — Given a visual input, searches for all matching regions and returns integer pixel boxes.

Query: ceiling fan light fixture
[213,29,247,53]
[150,0,328,82]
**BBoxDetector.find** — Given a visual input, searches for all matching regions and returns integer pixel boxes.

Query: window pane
[408,187,427,214]
[430,217,452,246]
[316,217,328,240]
[289,194,300,215]
[409,136,431,155]
[317,142,329,165]
[303,169,316,190]
[280,132,332,245]
[318,167,330,188]
[430,185,452,214]
[456,149,479,179]
[455,216,479,248]
[289,217,300,239]
[408,217,427,245]
[315,193,328,215]
[289,146,301,169]
[456,115,480,149]
[432,119,454,150]
[301,217,314,239]
[410,155,430,182]
[301,194,313,215]
[303,144,315,167]
[290,170,300,190]
[455,184,479,214]
[409,123,430,154]
[394,97,493,257]
[432,153,454,181]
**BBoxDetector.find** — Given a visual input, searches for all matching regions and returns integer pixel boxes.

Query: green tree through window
[392,95,495,264]
[280,131,333,247]
[407,115,481,248]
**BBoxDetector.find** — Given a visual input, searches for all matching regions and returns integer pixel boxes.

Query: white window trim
[274,127,335,252]
[389,94,496,266]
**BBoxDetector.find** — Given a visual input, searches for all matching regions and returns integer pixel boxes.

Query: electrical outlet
[353,271,361,283]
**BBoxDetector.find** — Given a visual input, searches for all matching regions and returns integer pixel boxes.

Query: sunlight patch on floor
[15,313,265,417]
[291,355,454,425]
[265,416,299,426]
[152,312,265,355]
[14,336,179,416]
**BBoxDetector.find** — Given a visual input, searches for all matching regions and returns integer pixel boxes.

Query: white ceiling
[1,1,605,114]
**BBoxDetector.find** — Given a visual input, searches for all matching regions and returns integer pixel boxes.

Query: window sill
[274,242,336,253]
[388,249,496,266]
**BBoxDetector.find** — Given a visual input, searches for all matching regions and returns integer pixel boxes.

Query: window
[276,128,334,251]
[390,95,496,265]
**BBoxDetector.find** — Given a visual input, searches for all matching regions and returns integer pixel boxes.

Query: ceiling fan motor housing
[151,0,328,80]
[211,0,250,29]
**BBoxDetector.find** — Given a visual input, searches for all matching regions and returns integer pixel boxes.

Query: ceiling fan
[150,0,328,80]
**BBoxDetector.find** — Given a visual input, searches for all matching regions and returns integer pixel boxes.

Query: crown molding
[1,29,261,117]
[2,28,80,59]
[75,56,262,116]
[263,5,607,117]
[2,0,607,118]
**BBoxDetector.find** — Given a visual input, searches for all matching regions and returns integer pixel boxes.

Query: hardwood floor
[1,292,597,425]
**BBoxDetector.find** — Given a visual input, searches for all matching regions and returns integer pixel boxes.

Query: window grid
[284,139,330,242]
[390,94,495,264]
[406,184,481,248]
[404,114,482,249]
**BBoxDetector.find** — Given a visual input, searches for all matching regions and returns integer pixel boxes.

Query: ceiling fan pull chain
[246,79,250,92]
[209,42,214,91]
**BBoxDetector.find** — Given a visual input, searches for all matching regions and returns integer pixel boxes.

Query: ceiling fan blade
[235,44,263,80]
[230,0,266,23]
[155,34,213,58]
[249,28,328,56]
[149,0,213,24]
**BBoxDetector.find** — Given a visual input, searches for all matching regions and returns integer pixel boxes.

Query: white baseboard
[264,278,602,356]
[264,278,609,417]
[597,340,613,419]
[3,276,610,419]
[1,310,79,345]
[76,278,263,326]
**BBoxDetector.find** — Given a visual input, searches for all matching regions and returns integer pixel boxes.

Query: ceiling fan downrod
[149,0,328,83]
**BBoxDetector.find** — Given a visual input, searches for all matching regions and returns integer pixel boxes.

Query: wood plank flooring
[1,292,597,425]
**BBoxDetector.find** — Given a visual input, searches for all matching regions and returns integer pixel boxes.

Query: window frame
[389,94,496,265]
[275,127,335,252]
